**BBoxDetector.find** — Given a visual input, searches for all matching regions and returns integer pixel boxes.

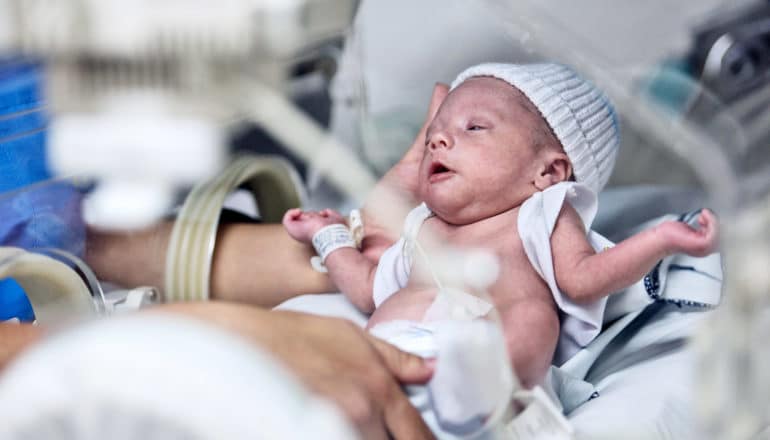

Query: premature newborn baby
[283,63,718,389]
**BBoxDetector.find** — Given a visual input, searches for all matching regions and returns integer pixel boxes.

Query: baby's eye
[467,124,485,131]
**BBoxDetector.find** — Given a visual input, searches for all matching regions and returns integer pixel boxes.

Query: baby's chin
[421,188,453,212]
[426,193,519,226]
[424,199,475,225]
[421,182,482,221]
[423,197,450,217]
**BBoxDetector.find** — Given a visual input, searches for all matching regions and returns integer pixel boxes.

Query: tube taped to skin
[463,250,500,290]
[428,320,518,436]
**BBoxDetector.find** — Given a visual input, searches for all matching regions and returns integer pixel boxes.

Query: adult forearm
[209,223,335,307]
[85,223,172,291]
[0,324,43,371]
[87,222,334,308]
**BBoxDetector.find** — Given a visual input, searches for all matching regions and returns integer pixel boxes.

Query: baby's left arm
[551,205,719,304]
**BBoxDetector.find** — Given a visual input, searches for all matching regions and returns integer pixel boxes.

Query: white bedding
[568,305,706,440]
[276,293,708,439]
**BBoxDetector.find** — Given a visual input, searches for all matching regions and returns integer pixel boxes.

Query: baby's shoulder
[554,201,588,230]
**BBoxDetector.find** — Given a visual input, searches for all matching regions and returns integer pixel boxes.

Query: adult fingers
[367,335,434,384]
[312,377,389,440]
[357,343,435,440]
[423,83,450,132]
[406,83,450,159]
[375,82,450,204]
[383,386,436,440]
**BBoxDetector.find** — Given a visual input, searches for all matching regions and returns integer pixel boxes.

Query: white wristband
[312,224,356,262]
[348,209,365,249]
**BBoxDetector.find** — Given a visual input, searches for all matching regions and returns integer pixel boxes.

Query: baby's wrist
[311,223,357,262]
[654,221,685,256]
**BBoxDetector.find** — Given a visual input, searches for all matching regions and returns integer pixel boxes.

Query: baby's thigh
[497,299,559,388]
[366,287,438,329]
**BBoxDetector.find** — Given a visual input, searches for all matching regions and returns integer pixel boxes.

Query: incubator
[1,0,770,438]
[0,0,361,229]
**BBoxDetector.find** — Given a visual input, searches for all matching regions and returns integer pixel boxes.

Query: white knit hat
[451,63,620,194]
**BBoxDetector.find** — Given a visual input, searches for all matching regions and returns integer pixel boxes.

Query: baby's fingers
[698,209,715,227]
[698,209,719,252]
[283,208,303,223]
[328,210,346,222]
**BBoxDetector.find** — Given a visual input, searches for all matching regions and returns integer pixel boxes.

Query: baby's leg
[496,299,559,389]
[366,287,438,330]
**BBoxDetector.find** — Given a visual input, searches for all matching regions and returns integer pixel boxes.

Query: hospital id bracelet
[348,209,364,249]
[312,223,357,263]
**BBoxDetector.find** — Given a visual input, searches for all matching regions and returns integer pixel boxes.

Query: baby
[283,63,718,389]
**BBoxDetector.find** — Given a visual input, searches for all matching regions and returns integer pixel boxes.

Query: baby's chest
[408,225,549,302]
[488,251,552,304]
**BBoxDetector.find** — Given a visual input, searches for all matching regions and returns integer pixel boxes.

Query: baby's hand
[658,208,719,257]
[282,208,347,243]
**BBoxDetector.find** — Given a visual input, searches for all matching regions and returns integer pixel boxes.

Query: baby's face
[418,77,553,225]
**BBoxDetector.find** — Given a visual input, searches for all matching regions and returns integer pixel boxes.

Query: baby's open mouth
[429,161,451,176]
[428,161,454,182]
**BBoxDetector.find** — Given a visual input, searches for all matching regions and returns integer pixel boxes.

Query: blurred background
[1,0,769,438]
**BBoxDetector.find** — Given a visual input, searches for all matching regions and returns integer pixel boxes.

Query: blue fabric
[0,181,85,255]
[0,109,47,139]
[0,180,85,323]
[0,280,34,322]
[0,57,43,115]
[0,130,49,192]
[0,57,84,322]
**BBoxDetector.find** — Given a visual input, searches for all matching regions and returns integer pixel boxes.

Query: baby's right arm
[282,208,378,312]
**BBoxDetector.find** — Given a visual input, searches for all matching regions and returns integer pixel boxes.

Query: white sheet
[276,293,707,439]
[568,305,706,440]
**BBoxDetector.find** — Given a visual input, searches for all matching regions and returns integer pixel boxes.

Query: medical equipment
[691,1,770,134]
[0,0,364,322]
[0,242,161,324]
[0,0,362,229]
[0,58,57,322]
[2,0,769,438]
[164,155,305,302]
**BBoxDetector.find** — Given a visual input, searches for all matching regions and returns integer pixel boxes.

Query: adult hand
[0,324,43,371]
[159,302,435,440]
[361,83,449,263]
[84,84,450,306]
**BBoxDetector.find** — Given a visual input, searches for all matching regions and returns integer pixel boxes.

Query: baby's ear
[534,151,572,190]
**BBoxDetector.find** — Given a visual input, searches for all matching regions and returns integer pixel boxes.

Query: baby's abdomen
[365,286,438,330]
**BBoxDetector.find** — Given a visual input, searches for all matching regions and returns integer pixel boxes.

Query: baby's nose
[428,131,452,151]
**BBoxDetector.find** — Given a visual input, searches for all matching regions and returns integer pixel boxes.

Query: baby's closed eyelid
[466,117,492,130]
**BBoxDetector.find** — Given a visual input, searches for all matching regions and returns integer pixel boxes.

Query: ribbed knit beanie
[451,63,620,194]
